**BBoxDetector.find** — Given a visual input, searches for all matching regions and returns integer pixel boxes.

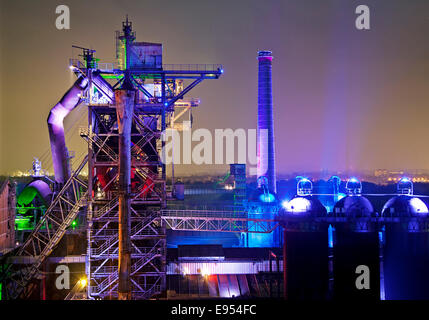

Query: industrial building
[1,18,429,301]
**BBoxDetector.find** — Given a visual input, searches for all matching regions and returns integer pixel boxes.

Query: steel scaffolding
[69,19,223,299]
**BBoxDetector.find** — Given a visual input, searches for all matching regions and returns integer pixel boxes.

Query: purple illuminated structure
[47,76,88,184]
[115,73,135,300]
[257,51,276,194]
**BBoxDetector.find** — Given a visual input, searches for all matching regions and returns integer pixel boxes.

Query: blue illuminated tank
[284,197,327,217]
[381,178,429,300]
[282,178,327,217]
[331,177,380,300]
[245,177,280,248]
[382,196,428,217]
[382,178,428,218]
[279,178,330,299]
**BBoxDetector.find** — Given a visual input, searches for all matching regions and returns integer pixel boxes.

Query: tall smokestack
[257,50,276,194]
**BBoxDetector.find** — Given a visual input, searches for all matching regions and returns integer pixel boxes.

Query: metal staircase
[3,155,89,299]
[90,241,164,298]
[79,127,118,162]
[64,279,87,300]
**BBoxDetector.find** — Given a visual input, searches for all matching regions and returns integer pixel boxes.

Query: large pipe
[17,179,52,208]
[257,51,276,193]
[47,76,88,184]
[115,74,135,300]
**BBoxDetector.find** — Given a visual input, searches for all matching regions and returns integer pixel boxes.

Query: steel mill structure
[0,18,223,300]
[80,19,223,299]
[2,18,429,301]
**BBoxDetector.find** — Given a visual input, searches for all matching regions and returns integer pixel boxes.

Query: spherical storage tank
[279,178,329,300]
[331,178,380,300]
[381,178,429,299]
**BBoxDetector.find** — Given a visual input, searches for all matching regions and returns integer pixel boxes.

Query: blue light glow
[346,177,362,195]
[328,224,334,248]
[378,231,384,244]
[259,193,275,203]
[398,177,413,195]
[337,193,346,201]
[286,197,311,214]
[297,178,313,196]
[409,197,429,214]
[281,200,288,209]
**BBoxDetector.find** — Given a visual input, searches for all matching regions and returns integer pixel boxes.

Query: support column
[283,228,287,300]
[115,76,135,300]
[86,105,94,299]
[269,252,272,298]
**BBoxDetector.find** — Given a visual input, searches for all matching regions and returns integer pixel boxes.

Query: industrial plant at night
[1,1,429,304]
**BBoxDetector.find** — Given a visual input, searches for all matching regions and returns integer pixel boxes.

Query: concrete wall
[0,180,15,254]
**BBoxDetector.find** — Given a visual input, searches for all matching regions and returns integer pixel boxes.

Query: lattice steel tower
[73,18,223,299]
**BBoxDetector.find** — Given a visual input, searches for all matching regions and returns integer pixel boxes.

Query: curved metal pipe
[47,76,88,184]
[17,179,53,208]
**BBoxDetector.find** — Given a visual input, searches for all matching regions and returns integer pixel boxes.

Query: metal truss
[161,210,279,233]
[2,156,88,299]
[161,210,429,234]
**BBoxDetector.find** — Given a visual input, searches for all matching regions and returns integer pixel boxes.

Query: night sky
[1,0,429,176]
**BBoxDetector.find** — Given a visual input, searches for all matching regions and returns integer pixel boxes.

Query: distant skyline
[1,0,429,177]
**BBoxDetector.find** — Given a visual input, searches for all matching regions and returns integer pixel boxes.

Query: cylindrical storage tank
[331,178,380,300]
[381,191,429,300]
[279,195,329,300]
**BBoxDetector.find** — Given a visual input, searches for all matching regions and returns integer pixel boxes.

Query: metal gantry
[161,209,278,233]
